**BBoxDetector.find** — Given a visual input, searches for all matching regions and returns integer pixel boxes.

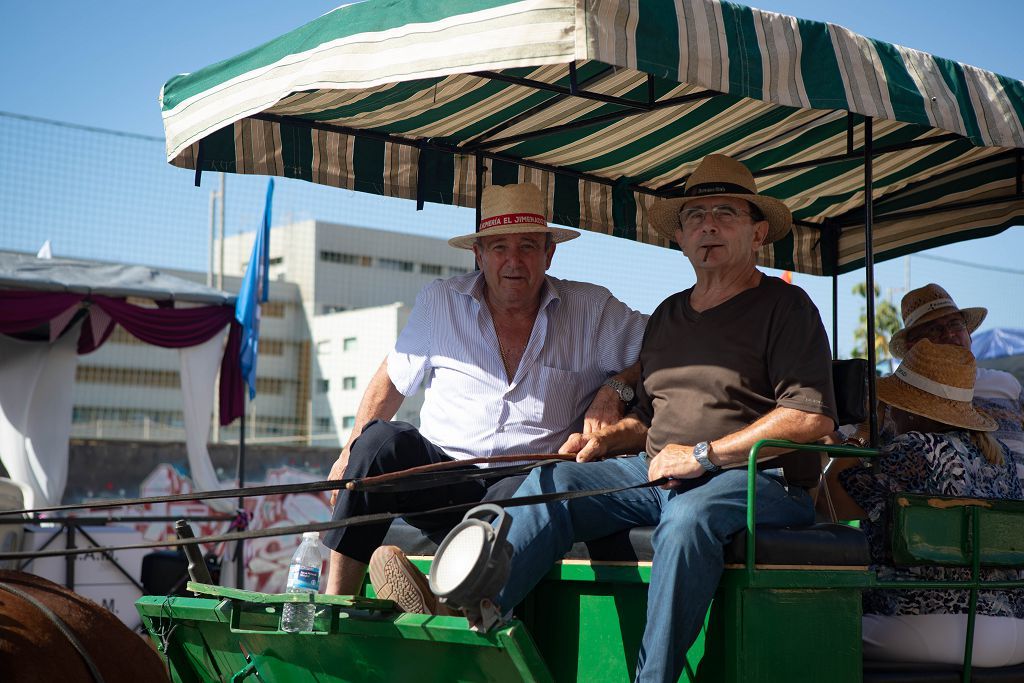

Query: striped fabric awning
[160,0,1024,275]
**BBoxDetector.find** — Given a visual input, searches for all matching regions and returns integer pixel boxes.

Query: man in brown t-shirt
[487,154,837,683]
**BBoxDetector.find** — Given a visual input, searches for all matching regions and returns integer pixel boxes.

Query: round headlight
[429,504,512,631]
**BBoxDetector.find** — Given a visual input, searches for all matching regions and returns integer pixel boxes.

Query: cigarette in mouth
[702,246,712,262]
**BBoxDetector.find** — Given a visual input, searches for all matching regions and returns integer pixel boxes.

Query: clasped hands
[558,429,705,489]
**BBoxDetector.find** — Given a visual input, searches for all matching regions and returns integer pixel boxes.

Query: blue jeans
[495,454,814,683]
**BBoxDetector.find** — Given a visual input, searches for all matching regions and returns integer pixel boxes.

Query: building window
[261,339,285,356]
[448,266,470,276]
[316,417,332,430]
[342,416,356,429]
[268,256,283,266]
[322,304,347,314]
[317,379,330,393]
[342,337,357,351]
[342,376,357,390]
[262,301,285,318]
[421,263,443,276]
[378,258,414,272]
[317,340,331,354]
[320,250,371,267]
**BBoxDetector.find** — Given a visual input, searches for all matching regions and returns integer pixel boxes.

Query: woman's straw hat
[888,283,987,359]
[648,154,792,244]
[877,339,996,432]
[448,183,579,250]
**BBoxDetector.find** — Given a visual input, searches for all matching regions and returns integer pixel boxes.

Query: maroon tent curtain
[0,291,84,333]
[0,290,243,425]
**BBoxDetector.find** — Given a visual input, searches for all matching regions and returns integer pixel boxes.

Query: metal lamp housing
[429,504,512,616]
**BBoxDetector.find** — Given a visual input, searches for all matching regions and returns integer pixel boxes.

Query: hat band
[904,297,956,328]
[894,364,973,402]
[479,212,546,231]
[683,181,755,198]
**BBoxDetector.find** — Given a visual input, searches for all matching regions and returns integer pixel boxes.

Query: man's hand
[327,447,351,506]
[647,444,705,488]
[558,432,610,462]
[582,385,626,433]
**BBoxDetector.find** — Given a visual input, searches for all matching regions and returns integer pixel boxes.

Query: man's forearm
[344,358,405,447]
[708,407,834,469]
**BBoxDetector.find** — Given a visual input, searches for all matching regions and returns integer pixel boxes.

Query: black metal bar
[832,273,839,359]
[475,152,485,230]
[568,61,579,96]
[462,65,616,148]
[647,74,655,107]
[652,131,962,196]
[415,140,426,211]
[236,406,246,589]
[847,112,855,155]
[474,69,655,110]
[65,524,76,590]
[250,113,619,189]
[467,90,718,152]
[751,133,962,178]
[835,193,1024,228]
[1017,149,1023,196]
[194,140,204,187]
[863,117,879,448]
[31,516,231,524]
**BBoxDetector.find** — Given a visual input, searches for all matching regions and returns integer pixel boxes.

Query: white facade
[312,303,420,447]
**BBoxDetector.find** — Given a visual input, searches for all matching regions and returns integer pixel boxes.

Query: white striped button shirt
[388,272,648,463]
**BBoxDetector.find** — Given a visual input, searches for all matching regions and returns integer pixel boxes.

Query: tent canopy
[0,251,235,305]
[161,0,1024,276]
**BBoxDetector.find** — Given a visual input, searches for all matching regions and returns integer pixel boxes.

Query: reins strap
[0,471,669,561]
[0,581,107,683]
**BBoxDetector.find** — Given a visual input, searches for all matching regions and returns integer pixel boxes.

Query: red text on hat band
[479,212,546,230]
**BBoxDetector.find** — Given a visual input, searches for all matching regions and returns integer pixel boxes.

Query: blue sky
[1,1,1022,355]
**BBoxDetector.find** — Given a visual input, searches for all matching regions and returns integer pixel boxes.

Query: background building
[70,220,474,446]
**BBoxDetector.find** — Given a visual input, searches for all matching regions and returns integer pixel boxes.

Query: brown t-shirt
[632,275,837,456]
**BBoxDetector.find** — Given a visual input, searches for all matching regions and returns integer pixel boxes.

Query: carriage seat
[381,519,869,567]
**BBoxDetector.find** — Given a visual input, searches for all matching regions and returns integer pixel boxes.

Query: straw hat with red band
[888,283,987,359]
[648,154,793,245]
[877,339,996,432]
[448,183,579,250]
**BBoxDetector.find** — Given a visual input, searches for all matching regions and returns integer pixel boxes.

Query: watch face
[621,385,635,402]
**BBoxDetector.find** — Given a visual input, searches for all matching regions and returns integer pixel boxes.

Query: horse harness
[0,580,107,683]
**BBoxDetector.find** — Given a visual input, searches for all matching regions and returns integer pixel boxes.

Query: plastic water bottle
[281,531,323,632]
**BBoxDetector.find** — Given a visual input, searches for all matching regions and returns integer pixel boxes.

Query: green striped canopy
[161,0,1024,275]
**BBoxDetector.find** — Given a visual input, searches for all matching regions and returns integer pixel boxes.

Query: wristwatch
[692,441,721,473]
[603,378,635,404]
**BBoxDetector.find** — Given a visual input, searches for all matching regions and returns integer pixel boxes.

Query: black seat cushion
[863,659,1024,682]
[383,520,869,566]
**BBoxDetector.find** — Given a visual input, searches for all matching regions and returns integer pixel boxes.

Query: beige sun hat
[888,283,987,359]
[448,183,579,250]
[877,339,996,432]
[648,154,793,244]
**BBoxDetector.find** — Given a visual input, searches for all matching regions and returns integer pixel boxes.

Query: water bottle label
[288,565,321,591]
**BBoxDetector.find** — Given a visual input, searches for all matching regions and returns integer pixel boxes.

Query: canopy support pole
[235,405,246,589]
[832,273,839,359]
[863,117,879,446]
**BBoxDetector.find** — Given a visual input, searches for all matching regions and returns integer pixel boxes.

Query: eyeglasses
[908,317,968,343]
[679,205,757,227]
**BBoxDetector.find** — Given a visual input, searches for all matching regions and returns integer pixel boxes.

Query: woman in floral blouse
[840,339,1024,667]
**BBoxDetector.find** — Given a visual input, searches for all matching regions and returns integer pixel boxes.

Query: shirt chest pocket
[526,366,585,429]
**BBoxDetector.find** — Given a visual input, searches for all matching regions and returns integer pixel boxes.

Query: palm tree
[851,283,902,373]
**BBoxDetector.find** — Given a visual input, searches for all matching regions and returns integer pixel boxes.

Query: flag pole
[236,397,246,588]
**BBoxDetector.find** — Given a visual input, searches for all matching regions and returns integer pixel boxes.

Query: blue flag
[235,179,274,400]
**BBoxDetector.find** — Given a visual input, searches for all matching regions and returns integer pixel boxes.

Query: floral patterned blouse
[840,430,1024,618]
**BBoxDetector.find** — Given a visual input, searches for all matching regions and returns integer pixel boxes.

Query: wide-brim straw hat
[648,154,793,245]
[877,339,996,432]
[448,183,579,250]
[888,283,987,359]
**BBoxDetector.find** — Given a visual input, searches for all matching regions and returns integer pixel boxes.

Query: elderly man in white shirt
[324,183,648,597]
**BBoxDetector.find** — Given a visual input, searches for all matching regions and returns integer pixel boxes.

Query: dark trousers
[323,420,527,563]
